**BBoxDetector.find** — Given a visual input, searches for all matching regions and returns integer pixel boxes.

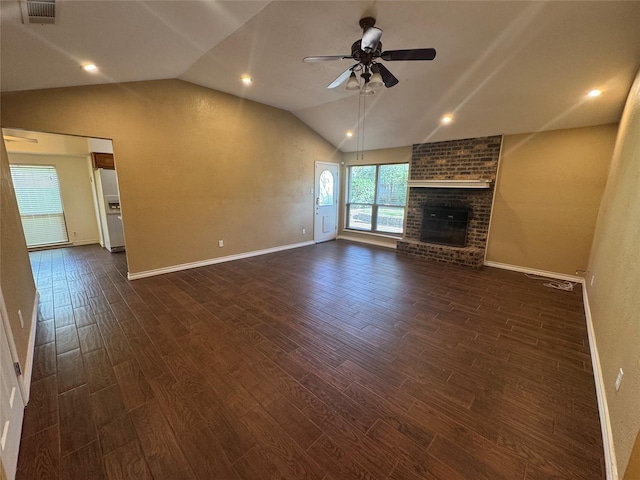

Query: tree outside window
[346,163,409,235]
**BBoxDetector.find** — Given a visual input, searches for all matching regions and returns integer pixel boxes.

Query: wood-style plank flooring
[17,241,604,479]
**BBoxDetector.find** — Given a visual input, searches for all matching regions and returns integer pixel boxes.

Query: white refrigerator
[94,168,125,252]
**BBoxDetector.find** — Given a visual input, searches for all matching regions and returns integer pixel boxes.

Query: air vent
[21,0,56,24]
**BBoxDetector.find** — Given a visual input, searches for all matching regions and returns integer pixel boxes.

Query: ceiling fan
[303,17,436,91]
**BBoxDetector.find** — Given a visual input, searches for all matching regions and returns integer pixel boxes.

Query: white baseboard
[337,234,398,249]
[22,289,39,404]
[71,239,100,247]
[483,260,583,283]
[127,241,315,280]
[582,286,618,480]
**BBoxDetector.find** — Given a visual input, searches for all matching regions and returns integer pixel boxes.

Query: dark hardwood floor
[16,240,604,479]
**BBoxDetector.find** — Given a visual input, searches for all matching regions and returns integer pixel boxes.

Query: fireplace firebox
[420,205,471,247]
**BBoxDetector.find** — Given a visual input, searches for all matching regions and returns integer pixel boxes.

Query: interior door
[314,162,339,243]
[0,311,25,480]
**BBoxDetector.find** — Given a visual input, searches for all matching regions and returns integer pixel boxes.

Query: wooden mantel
[407,179,492,189]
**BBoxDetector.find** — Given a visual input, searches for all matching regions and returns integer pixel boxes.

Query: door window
[318,170,334,206]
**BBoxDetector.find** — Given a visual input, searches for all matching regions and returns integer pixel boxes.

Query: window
[346,163,409,235]
[9,164,69,247]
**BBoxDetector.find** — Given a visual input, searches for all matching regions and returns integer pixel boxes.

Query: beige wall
[1,80,339,275]
[8,153,100,246]
[486,124,617,275]
[587,67,640,476]
[0,140,37,382]
[339,146,412,248]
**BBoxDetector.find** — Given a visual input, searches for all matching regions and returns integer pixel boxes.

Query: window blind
[9,164,69,247]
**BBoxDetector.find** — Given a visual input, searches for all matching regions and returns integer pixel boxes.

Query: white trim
[582,286,618,480]
[337,234,397,249]
[71,239,100,247]
[127,241,315,280]
[483,260,583,283]
[0,287,38,404]
[408,179,491,189]
[21,290,39,403]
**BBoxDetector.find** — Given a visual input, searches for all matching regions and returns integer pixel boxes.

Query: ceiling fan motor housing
[351,40,381,65]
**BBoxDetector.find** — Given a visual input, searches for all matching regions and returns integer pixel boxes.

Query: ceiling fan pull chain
[361,92,366,161]
[357,92,362,159]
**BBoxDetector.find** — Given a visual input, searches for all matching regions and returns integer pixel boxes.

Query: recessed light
[587,89,602,98]
[82,64,98,73]
[346,131,353,137]
[441,115,453,125]
[241,75,252,85]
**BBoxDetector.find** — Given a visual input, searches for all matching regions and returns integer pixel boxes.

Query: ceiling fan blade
[381,48,436,61]
[327,65,356,89]
[303,55,353,62]
[361,27,383,52]
[376,63,399,88]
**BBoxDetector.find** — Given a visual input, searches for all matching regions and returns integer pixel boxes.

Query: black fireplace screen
[420,205,471,247]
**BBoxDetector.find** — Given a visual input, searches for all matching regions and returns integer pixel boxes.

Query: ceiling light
[587,89,602,98]
[345,72,360,91]
[360,81,376,96]
[82,64,98,73]
[441,115,453,125]
[241,75,252,85]
[346,131,353,138]
[369,65,384,88]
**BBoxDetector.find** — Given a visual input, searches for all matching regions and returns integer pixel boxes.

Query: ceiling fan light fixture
[369,71,384,88]
[345,72,360,91]
[360,85,376,96]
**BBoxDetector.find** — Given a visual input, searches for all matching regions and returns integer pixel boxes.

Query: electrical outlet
[615,368,624,391]
[302,228,306,235]
[218,240,224,248]
[18,309,24,329]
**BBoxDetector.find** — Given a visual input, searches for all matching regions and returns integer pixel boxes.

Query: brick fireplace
[397,135,502,268]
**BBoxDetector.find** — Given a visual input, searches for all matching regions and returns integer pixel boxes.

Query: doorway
[2,129,123,254]
[314,162,339,243]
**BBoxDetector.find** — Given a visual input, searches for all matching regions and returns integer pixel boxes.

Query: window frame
[345,162,409,236]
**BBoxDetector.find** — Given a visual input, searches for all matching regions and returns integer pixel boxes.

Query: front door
[0,309,25,480]
[314,162,339,243]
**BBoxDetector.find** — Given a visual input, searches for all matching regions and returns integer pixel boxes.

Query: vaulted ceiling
[2,1,639,152]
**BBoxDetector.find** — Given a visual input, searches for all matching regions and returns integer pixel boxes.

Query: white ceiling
[2,1,639,152]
